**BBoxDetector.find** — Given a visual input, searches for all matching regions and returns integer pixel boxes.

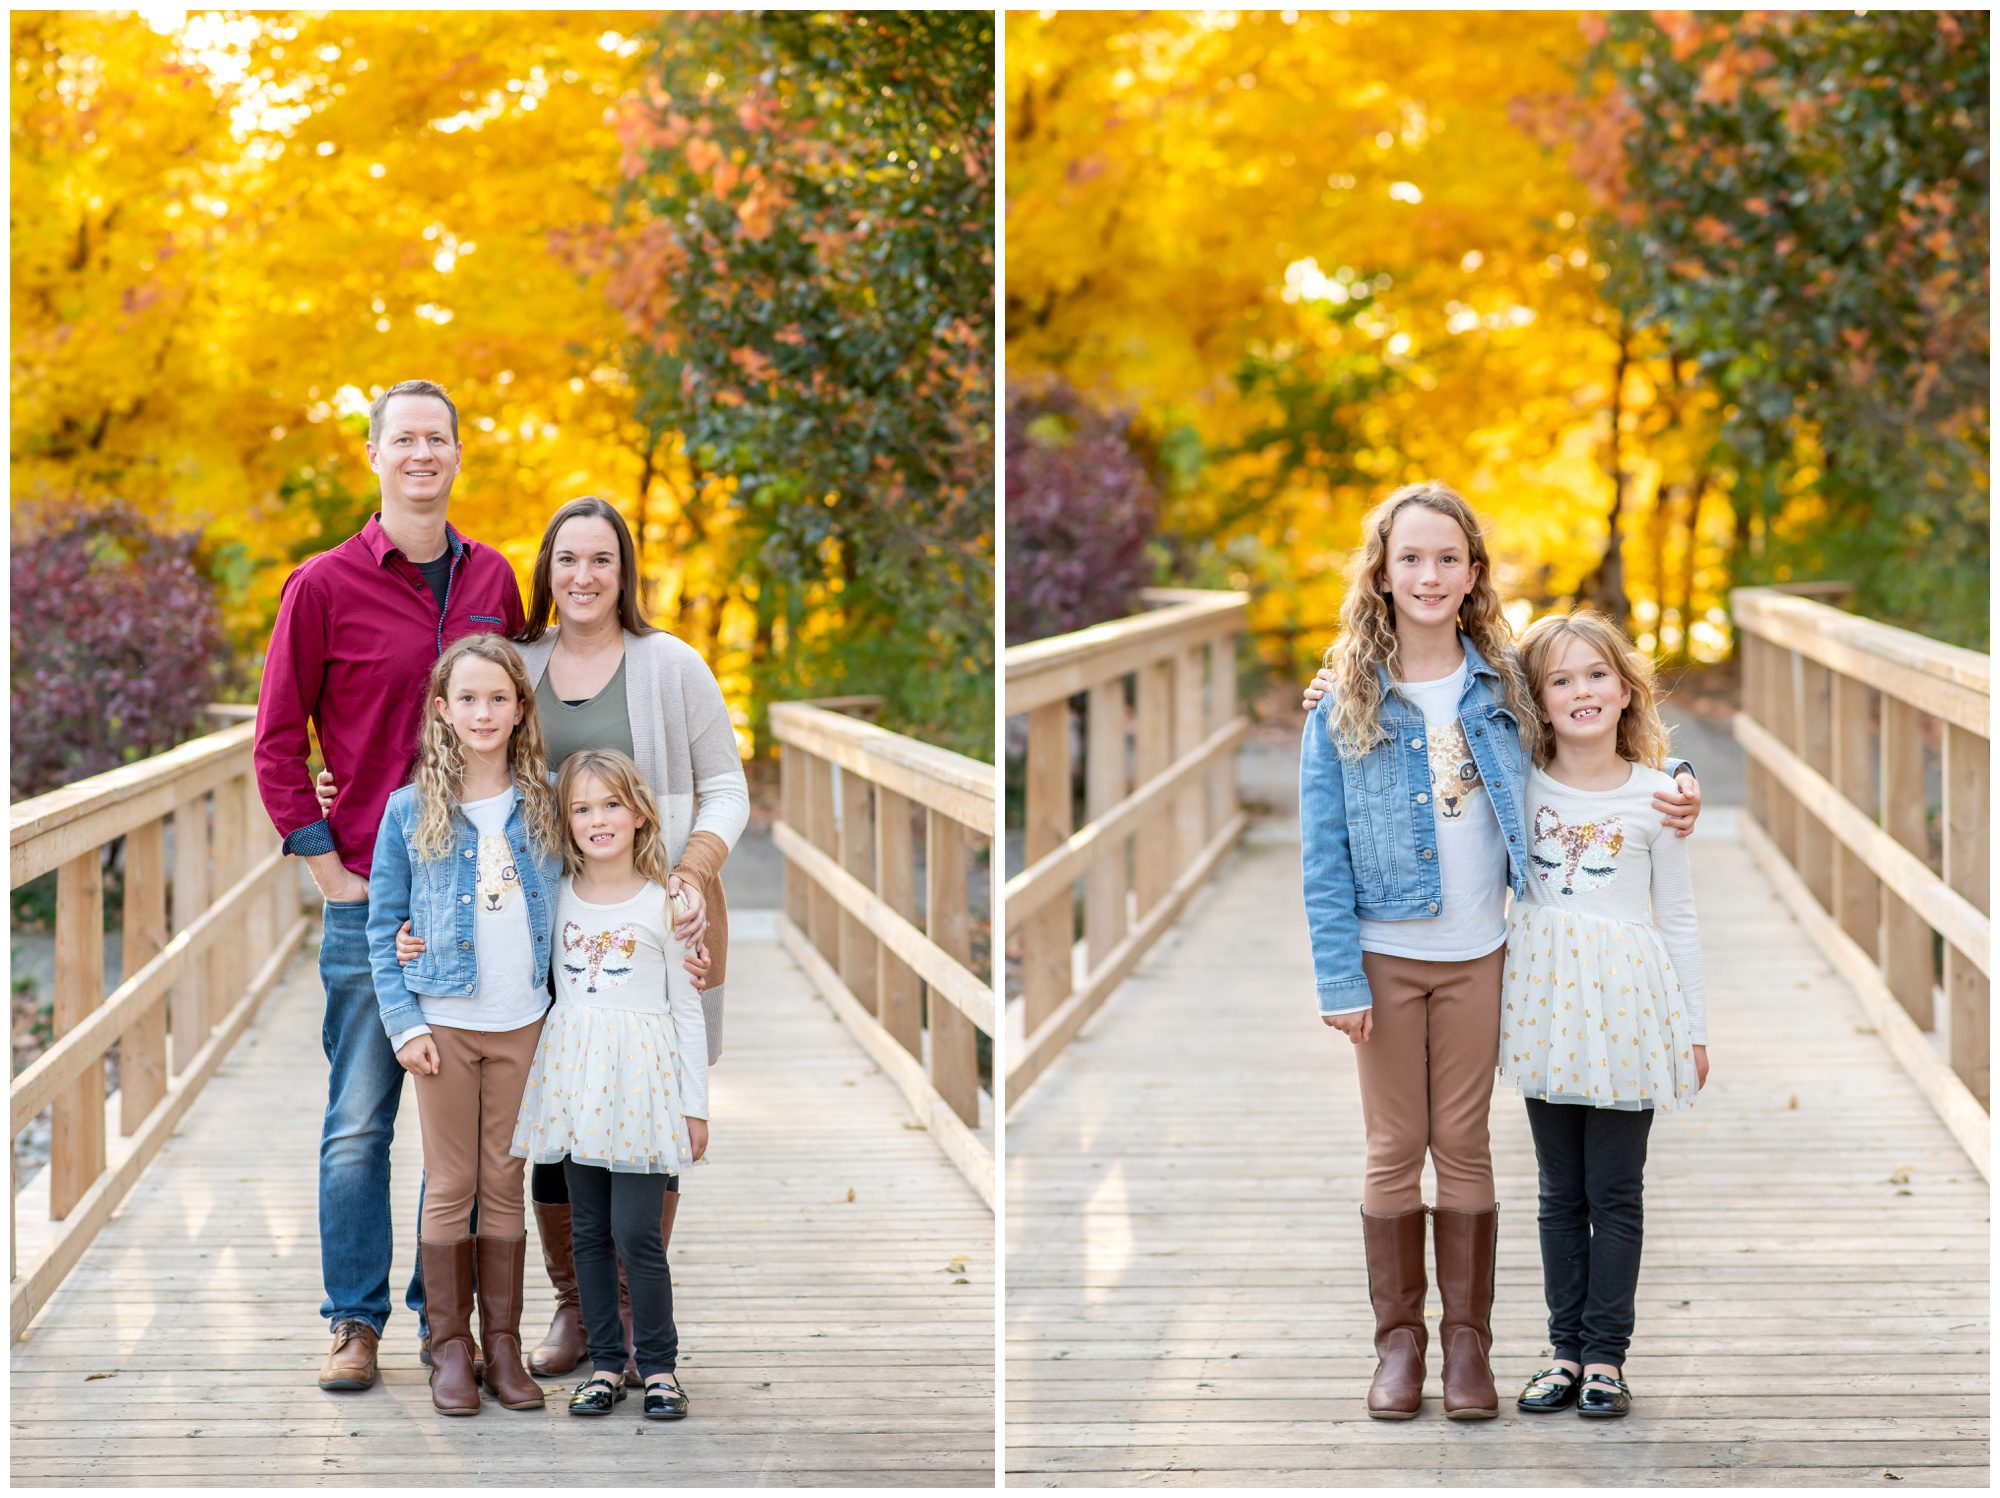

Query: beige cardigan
[517,628,749,1062]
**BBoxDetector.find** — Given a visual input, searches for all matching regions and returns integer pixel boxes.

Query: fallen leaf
[1884,1473,1903,1482]
[901,1121,928,1131]
[1888,1167,1912,1184]
[1787,1095,1799,1109]
[1895,1188,1912,1196]
[845,1187,856,1202]
[1854,1025,1878,1035]
[954,1277,970,1284]
[84,1372,117,1381]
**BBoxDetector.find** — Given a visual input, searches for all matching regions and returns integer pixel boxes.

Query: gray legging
[565,1160,682,1379]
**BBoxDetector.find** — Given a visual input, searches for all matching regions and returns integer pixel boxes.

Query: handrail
[1732,585,1989,1176]
[769,698,996,1208]
[10,724,307,1338]
[1003,589,1251,1111]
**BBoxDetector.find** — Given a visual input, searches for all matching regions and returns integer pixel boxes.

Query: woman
[327,495,749,1383]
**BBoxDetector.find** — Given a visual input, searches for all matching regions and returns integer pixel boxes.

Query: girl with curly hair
[367,632,564,1416]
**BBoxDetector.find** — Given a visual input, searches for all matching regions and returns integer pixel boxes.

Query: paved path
[1005,807,1989,1487]
[12,930,994,1487]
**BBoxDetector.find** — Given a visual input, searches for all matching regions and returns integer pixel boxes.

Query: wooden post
[120,820,170,1133]
[1797,660,1834,912]
[1942,722,1989,1105]
[1880,697,1934,1029]
[1741,630,1768,832]
[779,744,807,931]
[1208,636,1238,833]
[170,791,211,1074]
[1766,642,1800,865]
[240,775,273,964]
[875,788,923,1058]
[1022,700,1074,1034]
[210,774,247,1027]
[805,755,838,961]
[926,811,979,1126]
[52,851,106,1220]
[1132,660,1172,919]
[1084,680,1130,976]
[1173,644,1207,864]
[1829,673,1880,959]
[836,770,877,1008]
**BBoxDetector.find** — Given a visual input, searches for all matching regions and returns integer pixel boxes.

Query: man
[254,380,524,1390]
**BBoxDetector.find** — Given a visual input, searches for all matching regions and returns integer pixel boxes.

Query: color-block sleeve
[254,567,336,855]
[665,905,711,1122]
[683,657,749,851]
[1647,813,1708,1043]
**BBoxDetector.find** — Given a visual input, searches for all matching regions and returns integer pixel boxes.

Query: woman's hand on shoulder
[1323,1008,1372,1044]
[1302,667,1338,713]
[687,1117,708,1162]
[1652,769,1702,838]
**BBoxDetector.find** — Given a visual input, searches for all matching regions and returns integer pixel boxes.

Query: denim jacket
[1299,636,1532,1016]
[367,781,564,1038]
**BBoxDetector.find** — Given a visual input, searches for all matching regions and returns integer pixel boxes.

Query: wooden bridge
[1002,588,1989,1487]
[10,701,995,1486]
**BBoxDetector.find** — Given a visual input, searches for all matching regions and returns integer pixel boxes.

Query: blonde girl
[1503,608,1707,1421]
[1299,481,1701,1421]
[511,748,709,1421]
[368,633,562,1416]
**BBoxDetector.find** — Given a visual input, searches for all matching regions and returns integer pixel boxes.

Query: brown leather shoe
[475,1235,546,1410]
[318,1320,379,1391]
[529,1202,588,1376]
[1434,1204,1500,1420]
[1360,1206,1429,1419]
[420,1238,481,1416]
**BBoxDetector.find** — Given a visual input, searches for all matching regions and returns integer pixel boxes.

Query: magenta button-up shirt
[253,514,526,877]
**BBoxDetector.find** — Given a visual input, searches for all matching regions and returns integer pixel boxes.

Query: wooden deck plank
[1004,818,1989,1486]
[12,933,993,1487]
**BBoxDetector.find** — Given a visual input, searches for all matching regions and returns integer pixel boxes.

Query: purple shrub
[1005,381,1158,644]
[11,501,225,799]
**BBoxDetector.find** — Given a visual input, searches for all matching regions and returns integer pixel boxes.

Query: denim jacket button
[1409,737,1423,749]
[464,984,474,994]
[1415,792,1429,805]
[1428,901,1439,914]
[460,894,472,904]
[460,940,471,950]
[1421,848,1434,860]
[463,848,475,859]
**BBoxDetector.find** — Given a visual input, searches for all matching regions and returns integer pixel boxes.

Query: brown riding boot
[420,1238,481,1416]
[1434,1204,1500,1420]
[528,1202,587,1376]
[1361,1206,1429,1418]
[474,1235,546,1410]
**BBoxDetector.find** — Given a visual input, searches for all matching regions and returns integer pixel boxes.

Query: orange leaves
[737,174,783,241]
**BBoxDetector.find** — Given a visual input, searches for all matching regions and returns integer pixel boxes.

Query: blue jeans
[319,897,434,1335]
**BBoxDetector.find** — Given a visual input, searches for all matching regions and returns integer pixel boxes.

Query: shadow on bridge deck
[1005,808,1989,1488]
[11,926,994,1487]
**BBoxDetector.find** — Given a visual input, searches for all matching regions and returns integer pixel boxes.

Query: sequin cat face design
[1426,721,1484,821]
[1531,805,1624,895]
[561,921,638,993]
[476,834,520,912]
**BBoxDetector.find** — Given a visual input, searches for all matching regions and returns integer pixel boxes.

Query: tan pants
[1355,947,1505,1214]
[411,1020,543,1240]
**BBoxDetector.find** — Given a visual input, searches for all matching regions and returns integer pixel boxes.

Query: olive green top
[535,652,637,773]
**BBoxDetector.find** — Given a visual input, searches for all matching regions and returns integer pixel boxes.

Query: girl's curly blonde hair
[1321,480,1536,757]
[555,748,675,885]
[409,634,560,863]
[1516,606,1670,769]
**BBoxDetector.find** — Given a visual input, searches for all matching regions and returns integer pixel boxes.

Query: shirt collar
[361,513,465,567]
[1373,632,1501,694]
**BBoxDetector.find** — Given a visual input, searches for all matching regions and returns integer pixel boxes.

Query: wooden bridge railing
[1002,588,1251,1111]
[771,697,996,1208]
[1733,585,1989,1176]
[10,720,310,1338]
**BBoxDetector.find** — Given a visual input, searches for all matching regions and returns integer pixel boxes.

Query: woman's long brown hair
[516,496,658,645]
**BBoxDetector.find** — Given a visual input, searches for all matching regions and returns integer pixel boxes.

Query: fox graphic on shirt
[1427,721,1486,821]
[1531,805,1625,896]
[562,921,639,994]
[476,834,521,912]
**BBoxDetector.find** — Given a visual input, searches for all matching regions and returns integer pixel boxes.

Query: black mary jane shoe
[1576,1372,1632,1419]
[568,1373,628,1417]
[1517,1365,1582,1413]
[644,1376,689,1421]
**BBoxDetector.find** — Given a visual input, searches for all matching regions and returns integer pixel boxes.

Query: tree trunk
[1582,326,1633,628]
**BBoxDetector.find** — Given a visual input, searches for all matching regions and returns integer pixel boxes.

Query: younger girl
[1299,481,1700,1422]
[1502,608,1708,1420]
[512,748,709,1421]
[369,634,563,1416]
